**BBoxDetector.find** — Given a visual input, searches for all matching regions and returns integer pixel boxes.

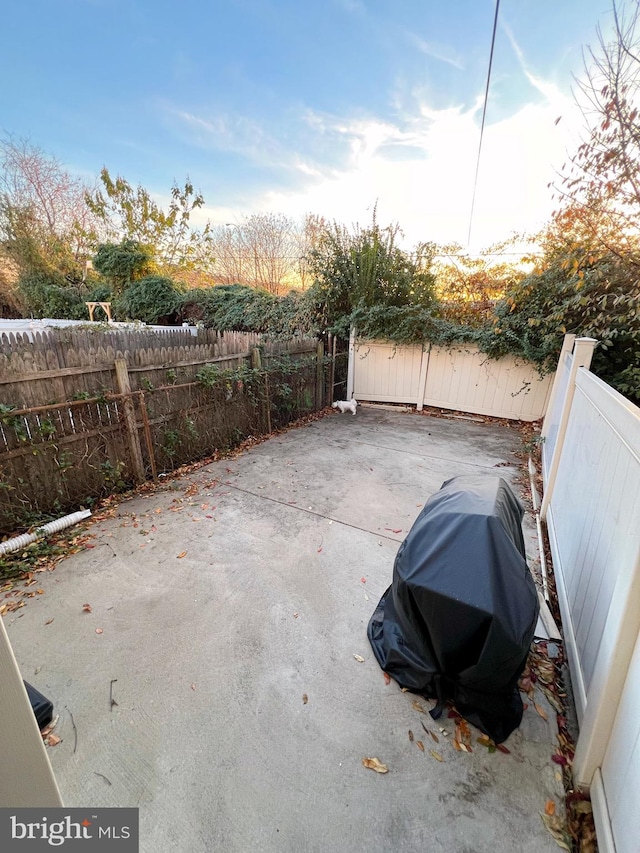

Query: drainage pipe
[0,509,92,556]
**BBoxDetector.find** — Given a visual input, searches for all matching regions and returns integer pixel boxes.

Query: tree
[433,241,528,327]
[0,135,98,282]
[211,213,299,293]
[86,168,215,281]
[555,1,640,266]
[93,240,154,294]
[306,216,437,335]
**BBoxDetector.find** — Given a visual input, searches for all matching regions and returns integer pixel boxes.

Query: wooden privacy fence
[0,326,318,408]
[0,328,329,535]
[347,332,554,421]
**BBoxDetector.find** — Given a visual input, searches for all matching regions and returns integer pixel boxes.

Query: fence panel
[350,338,553,420]
[353,340,425,404]
[423,345,552,420]
[542,362,640,853]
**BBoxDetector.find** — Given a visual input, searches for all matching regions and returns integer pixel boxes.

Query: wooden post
[138,391,158,482]
[264,372,272,434]
[114,359,146,484]
[316,339,325,409]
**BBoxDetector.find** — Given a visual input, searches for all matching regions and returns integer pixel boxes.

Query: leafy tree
[93,240,154,294]
[555,1,640,268]
[17,270,87,319]
[433,241,527,327]
[86,169,214,281]
[489,215,640,402]
[306,217,437,335]
[0,135,98,283]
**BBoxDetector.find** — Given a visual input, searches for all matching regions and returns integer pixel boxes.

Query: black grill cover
[367,475,539,743]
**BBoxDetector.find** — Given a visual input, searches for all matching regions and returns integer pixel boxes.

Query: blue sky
[0,0,615,250]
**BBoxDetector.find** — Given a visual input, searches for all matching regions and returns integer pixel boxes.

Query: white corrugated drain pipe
[0,509,92,556]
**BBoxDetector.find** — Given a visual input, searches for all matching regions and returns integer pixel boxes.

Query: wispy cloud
[405,31,464,70]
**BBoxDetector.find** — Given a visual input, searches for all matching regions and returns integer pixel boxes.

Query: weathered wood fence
[0,328,327,535]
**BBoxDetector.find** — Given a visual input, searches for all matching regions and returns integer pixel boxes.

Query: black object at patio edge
[367,475,539,744]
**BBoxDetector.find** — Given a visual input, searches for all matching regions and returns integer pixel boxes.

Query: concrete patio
[5,407,564,853]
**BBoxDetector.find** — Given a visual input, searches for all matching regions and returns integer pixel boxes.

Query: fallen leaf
[422,722,439,743]
[47,734,61,747]
[82,603,92,613]
[45,618,54,625]
[534,702,548,721]
[411,699,426,714]
[353,654,365,663]
[191,683,196,691]
[545,799,556,816]
[383,672,391,685]
[540,813,571,851]
[95,628,103,634]
[176,551,187,559]
[362,757,388,774]
[416,740,425,752]
[302,694,308,704]
[408,730,414,742]
[317,546,323,553]
[429,750,444,762]
[496,743,511,754]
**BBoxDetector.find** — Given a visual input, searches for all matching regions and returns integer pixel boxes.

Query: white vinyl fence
[348,333,554,421]
[541,336,640,853]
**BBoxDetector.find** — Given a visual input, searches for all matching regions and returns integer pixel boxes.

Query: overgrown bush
[115,275,183,324]
[180,284,317,338]
[17,270,87,319]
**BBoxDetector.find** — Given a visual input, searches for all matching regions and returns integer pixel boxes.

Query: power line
[467,0,501,249]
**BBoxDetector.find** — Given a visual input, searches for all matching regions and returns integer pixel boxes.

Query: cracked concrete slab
[5,407,563,853]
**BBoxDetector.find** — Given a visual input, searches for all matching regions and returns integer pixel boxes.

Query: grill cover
[368,475,539,743]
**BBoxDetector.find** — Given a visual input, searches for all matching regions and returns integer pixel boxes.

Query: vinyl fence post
[0,616,63,807]
[541,333,576,439]
[540,337,597,521]
[347,327,356,400]
[114,358,146,485]
[316,339,325,409]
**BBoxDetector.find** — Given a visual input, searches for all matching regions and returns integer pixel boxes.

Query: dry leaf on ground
[82,603,92,613]
[416,740,425,752]
[353,654,365,663]
[408,730,414,742]
[95,628,103,634]
[302,694,308,705]
[47,734,61,747]
[176,551,187,559]
[429,750,444,762]
[545,799,556,816]
[411,699,426,714]
[540,813,572,851]
[383,672,391,685]
[534,702,548,720]
[362,757,388,774]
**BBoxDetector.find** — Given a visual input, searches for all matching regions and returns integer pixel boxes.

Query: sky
[0,0,617,253]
